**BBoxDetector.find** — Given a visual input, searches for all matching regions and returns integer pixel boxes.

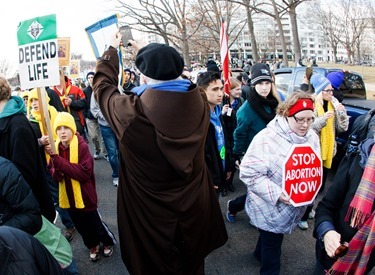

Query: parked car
[273,66,373,169]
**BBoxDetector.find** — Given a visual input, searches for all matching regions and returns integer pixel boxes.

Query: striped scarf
[329,145,375,274]
[55,135,85,209]
[317,102,335,169]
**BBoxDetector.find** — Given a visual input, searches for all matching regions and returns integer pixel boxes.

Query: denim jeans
[99,124,119,178]
[47,173,74,229]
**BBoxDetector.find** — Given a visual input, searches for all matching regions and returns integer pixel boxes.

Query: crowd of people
[1,28,374,275]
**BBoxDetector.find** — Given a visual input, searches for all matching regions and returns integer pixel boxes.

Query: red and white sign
[282,144,322,207]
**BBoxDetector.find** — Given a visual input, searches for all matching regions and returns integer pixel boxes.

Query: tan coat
[94,46,228,274]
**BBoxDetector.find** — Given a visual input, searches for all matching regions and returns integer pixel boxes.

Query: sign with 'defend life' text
[17,14,60,90]
[282,144,322,207]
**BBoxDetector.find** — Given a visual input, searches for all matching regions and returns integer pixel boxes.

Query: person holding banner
[239,91,320,274]
[27,89,76,242]
[46,112,116,262]
[0,76,55,223]
[313,112,375,274]
[93,32,228,274]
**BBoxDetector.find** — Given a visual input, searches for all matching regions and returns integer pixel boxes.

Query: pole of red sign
[220,18,231,95]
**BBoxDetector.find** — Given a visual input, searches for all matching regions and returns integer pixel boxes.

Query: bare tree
[333,0,369,64]
[115,0,201,66]
[191,0,246,63]
[312,4,341,63]
[0,59,11,78]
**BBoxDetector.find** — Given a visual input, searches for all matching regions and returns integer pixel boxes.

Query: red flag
[220,18,231,95]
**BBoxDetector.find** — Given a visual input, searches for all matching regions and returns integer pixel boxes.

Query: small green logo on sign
[27,21,44,40]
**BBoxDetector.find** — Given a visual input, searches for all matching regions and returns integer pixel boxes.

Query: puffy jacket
[0,156,42,235]
[0,226,63,275]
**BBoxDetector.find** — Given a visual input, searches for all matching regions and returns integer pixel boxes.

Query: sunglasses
[334,242,349,258]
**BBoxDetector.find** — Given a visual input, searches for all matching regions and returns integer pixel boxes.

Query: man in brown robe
[93,32,228,274]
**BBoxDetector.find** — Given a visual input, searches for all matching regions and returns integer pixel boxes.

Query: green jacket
[233,100,271,156]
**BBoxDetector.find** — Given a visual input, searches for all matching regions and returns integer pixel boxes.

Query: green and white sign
[17,14,60,90]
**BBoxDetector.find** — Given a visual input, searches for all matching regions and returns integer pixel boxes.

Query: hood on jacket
[140,87,209,176]
[0,96,25,119]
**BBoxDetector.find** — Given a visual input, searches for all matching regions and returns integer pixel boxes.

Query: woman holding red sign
[239,91,321,275]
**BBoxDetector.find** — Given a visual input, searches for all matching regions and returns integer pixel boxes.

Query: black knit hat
[206,60,220,72]
[250,63,272,86]
[86,71,95,79]
[135,43,184,81]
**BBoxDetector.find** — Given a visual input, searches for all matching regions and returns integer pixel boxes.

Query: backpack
[346,108,375,154]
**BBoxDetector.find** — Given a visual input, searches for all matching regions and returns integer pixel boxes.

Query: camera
[119,25,133,47]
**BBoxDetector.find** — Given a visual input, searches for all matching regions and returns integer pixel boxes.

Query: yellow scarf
[316,102,335,169]
[55,135,85,209]
[31,106,58,163]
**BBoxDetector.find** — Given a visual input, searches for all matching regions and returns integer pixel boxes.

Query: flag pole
[220,17,231,95]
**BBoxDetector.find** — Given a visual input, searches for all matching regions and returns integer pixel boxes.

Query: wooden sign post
[37,87,56,154]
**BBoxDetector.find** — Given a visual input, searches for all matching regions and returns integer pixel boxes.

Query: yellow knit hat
[20,91,29,99]
[54,112,76,135]
[28,88,50,106]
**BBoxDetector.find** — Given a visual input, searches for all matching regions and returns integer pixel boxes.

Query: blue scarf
[132,79,191,96]
[231,98,239,110]
[210,105,226,169]
[0,96,25,119]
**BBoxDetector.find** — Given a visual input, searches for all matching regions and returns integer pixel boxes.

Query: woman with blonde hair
[299,74,349,230]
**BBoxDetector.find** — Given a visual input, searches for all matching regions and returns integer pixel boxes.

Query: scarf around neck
[132,79,191,96]
[0,96,25,119]
[210,105,226,170]
[247,89,278,123]
[55,135,85,209]
[316,101,335,169]
[330,143,375,274]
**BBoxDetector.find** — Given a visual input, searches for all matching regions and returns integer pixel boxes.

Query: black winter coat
[0,226,63,275]
[0,157,42,235]
[314,151,375,272]
[0,113,55,222]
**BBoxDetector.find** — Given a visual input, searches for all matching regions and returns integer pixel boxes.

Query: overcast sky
[2,0,119,74]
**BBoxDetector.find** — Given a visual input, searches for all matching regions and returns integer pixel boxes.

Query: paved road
[62,144,332,275]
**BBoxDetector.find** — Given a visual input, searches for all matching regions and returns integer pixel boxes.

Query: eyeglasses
[292,115,315,125]
[322,89,334,93]
[334,243,349,258]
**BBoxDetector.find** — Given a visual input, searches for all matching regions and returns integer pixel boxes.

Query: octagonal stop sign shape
[282,144,322,207]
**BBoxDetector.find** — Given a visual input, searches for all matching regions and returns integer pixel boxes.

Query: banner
[85,14,119,59]
[220,18,231,95]
[17,14,60,90]
[57,37,71,67]
[69,60,80,79]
